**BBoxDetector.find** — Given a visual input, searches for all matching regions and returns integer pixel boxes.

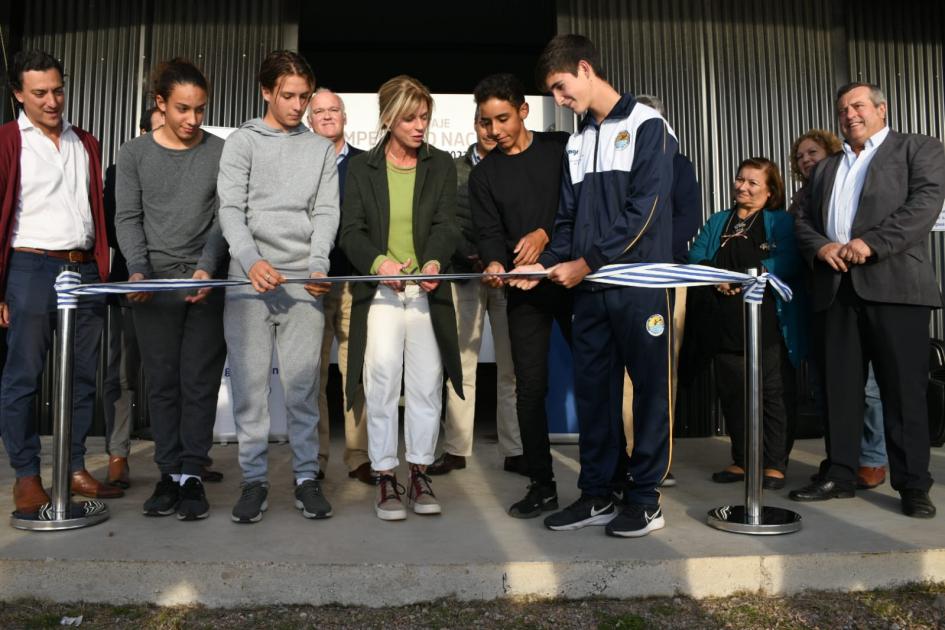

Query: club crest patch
[614,130,631,150]
[645,314,665,337]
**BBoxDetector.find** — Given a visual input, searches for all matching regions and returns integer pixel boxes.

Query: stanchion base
[10,500,109,531]
[706,505,802,535]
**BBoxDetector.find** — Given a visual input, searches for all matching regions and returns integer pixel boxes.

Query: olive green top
[371,161,419,274]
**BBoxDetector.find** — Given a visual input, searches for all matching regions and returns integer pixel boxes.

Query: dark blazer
[794,129,945,311]
[327,144,364,277]
[339,142,463,405]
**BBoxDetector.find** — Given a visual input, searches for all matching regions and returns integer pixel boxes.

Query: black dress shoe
[711,469,744,483]
[503,455,529,477]
[900,489,936,519]
[789,480,855,502]
[426,453,466,476]
[763,475,786,490]
[201,467,224,483]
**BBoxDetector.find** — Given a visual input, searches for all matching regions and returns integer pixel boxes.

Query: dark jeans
[572,286,672,506]
[0,252,104,477]
[820,278,932,492]
[714,341,794,474]
[133,285,226,476]
[506,281,572,485]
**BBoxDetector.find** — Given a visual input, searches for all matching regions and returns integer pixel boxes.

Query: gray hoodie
[217,118,339,279]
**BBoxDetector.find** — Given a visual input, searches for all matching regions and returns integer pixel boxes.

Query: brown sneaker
[13,475,50,514]
[375,473,406,521]
[107,456,130,489]
[857,465,886,489]
[407,465,441,515]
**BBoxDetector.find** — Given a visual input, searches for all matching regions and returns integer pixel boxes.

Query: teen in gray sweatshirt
[217,51,339,524]
[115,60,227,522]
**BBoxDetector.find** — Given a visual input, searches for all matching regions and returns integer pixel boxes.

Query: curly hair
[789,129,842,182]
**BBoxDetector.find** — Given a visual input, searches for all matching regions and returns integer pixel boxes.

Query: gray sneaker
[407,465,441,515]
[375,474,407,521]
[294,479,333,519]
[231,481,269,524]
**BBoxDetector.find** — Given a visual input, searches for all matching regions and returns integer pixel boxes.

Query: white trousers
[364,284,443,471]
[443,280,521,457]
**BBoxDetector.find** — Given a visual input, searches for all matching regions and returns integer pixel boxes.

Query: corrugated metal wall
[847,2,945,337]
[20,0,295,167]
[22,1,143,168]
[557,0,838,216]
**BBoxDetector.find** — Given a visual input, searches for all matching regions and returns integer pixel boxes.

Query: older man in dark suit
[791,82,945,518]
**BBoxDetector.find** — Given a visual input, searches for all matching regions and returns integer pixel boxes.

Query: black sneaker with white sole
[543,494,617,531]
[605,503,665,538]
[143,474,180,516]
[231,481,269,524]
[295,479,333,519]
[508,481,558,519]
[177,477,210,521]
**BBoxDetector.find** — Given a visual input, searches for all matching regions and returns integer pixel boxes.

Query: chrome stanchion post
[707,268,802,535]
[11,266,109,531]
[49,282,76,520]
[745,269,763,526]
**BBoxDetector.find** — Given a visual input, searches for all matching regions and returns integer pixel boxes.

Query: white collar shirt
[826,126,890,244]
[13,110,94,250]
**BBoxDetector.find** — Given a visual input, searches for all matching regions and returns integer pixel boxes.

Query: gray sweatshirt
[115,131,228,277]
[217,118,339,279]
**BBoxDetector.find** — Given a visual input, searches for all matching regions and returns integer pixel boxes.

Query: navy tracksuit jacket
[539,94,679,505]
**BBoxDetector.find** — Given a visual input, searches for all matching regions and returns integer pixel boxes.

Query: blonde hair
[375,75,433,145]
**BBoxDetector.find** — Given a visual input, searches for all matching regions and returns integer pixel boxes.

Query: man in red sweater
[0,50,121,515]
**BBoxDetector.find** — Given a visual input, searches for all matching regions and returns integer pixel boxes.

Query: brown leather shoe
[13,475,50,514]
[857,465,886,489]
[347,462,378,486]
[107,456,130,489]
[71,469,124,499]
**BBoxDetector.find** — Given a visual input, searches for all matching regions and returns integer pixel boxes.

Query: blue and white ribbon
[586,263,792,305]
[55,264,791,309]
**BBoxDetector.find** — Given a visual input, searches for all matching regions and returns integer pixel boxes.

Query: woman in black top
[688,157,807,490]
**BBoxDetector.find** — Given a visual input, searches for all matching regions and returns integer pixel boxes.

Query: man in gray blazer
[791,82,945,518]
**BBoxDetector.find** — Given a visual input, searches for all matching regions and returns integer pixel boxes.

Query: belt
[13,247,95,263]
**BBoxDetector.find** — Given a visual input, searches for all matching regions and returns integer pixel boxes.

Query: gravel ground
[2,582,944,629]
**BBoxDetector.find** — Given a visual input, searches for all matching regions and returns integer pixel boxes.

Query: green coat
[339,142,464,406]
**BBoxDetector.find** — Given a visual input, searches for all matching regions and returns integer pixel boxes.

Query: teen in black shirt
[469,73,571,519]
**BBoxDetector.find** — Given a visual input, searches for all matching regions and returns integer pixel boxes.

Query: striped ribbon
[54,263,791,309]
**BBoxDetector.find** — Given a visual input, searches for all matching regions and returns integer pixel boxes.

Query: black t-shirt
[469,131,570,269]
[713,210,781,352]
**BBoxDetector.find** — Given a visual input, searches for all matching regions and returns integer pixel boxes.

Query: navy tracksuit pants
[572,285,673,506]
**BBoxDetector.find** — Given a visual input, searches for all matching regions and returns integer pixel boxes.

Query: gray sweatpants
[224,282,325,484]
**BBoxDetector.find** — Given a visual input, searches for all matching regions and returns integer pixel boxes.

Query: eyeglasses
[311,107,342,117]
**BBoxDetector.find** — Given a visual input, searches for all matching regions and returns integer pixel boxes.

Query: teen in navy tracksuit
[514,34,677,538]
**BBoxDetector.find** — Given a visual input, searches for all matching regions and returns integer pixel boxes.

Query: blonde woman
[340,75,462,521]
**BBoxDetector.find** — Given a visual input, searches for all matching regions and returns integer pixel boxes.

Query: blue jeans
[0,252,104,477]
[860,362,887,467]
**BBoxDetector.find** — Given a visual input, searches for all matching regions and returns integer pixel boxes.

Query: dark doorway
[298,2,557,93]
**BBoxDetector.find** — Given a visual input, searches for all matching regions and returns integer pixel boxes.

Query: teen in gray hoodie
[217,51,339,524]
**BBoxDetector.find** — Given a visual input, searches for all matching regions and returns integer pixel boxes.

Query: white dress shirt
[13,110,94,250]
[826,126,890,244]
[336,141,350,166]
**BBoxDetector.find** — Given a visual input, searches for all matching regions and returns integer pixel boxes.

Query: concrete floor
[0,434,942,606]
